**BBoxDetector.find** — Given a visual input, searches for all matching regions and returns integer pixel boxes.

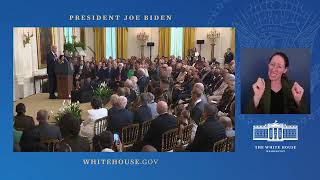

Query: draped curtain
[170,28,183,58]
[182,27,195,59]
[94,28,106,63]
[106,28,117,59]
[116,28,128,59]
[158,28,171,57]
[80,28,86,44]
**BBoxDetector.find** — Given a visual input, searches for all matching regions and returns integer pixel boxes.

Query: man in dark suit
[133,93,152,125]
[47,45,58,99]
[224,48,234,65]
[187,104,226,152]
[14,103,35,131]
[103,62,113,84]
[19,110,62,152]
[143,101,177,151]
[112,63,128,82]
[107,96,134,134]
[137,68,149,93]
[190,87,206,125]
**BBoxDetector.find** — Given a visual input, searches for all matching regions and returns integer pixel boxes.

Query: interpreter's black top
[270,89,284,114]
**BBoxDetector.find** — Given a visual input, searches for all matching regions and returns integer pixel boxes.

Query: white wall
[13,28,66,100]
[14,28,46,100]
[127,28,159,60]
[84,28,94,60]
[195,27,232,63]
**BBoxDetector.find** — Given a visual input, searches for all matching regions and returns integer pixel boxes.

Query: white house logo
[253,120,298,142]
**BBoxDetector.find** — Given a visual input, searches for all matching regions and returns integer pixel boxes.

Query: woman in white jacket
[79,96,108,141]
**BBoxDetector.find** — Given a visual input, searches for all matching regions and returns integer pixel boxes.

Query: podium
[54,61,74,99]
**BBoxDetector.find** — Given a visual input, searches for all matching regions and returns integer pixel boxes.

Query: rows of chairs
[40,116,234,152]
[93,117,194,152]
[212,137,235,152]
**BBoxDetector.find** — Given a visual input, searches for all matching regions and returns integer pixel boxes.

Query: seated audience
[20,110,62,152]
[147,92,158,119]
[107,96,134,134]
[187,104,226,152]
[143,101,177,151]
[141,145,158,152]
[133,93,153,125]
[14,103,35,131]
[79,96,108,140]
[59,112,90,152]
[99,131,122,152]
[18,54,236,152]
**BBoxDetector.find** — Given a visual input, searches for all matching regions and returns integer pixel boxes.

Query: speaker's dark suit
[47,52,57,96]
[143,113,177,151]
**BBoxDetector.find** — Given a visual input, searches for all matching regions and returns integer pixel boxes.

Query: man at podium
[47,45,58,99]
[54,55,74,99]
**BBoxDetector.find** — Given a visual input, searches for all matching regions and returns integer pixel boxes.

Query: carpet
[13,93,93,124]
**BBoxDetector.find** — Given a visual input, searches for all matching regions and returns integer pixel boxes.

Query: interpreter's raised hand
[291,82,304,106]
[252,77,265,108]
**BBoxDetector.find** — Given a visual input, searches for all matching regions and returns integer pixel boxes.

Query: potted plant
[55,100,82,124]
[93,82,113,105]
[63,42,75,54]
[73,41,86,50]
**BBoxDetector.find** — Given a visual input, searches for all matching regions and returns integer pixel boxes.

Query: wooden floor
[13,93,92,124]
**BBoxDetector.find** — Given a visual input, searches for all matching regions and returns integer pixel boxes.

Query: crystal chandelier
[207,29,220,44]
[137,31,149,45]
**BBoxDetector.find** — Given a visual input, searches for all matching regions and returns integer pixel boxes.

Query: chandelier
[137,31,149,45]
[207,29,220,44]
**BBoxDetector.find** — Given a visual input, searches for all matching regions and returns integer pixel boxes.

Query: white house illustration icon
[253,120,298,142]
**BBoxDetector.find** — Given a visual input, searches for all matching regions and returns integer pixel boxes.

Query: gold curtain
[116,28,128,59]
[230,27,236,58]
[182,27,195,59]
[80,28,86,44]
[94,28,106,63]
[158,28,171,57]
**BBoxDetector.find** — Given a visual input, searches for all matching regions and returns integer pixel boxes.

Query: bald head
[141,145,158,152]
[193,83,204,92]
[118,96,128,109]
[51,45,57,53]
[156,101,168,114]
[37,109,49,123]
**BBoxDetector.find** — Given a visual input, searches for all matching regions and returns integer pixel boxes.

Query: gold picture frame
[36,28,55,69]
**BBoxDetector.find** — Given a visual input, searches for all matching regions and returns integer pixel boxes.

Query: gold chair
[161,128,178,152]
[180,124,193,146]
[58,142,72,152]
[213,136,235,152]
[140,120,152,141]
[93,116,108,136]
[40,139,61,152]
[121,123,140,151]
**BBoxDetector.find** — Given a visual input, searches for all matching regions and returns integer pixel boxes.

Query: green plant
[54,100,82,123]
[73,41,86,50]
[64,42,75,53]
[93,82,113,101]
